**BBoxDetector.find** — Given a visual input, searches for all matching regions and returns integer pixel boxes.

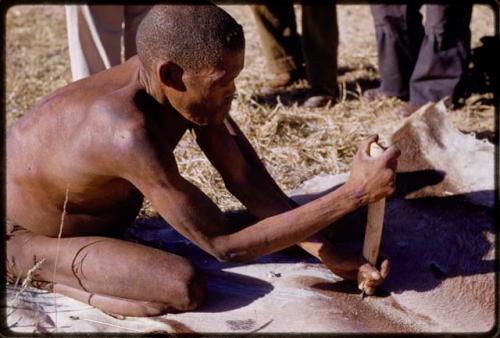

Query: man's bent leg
[6,226,205,317]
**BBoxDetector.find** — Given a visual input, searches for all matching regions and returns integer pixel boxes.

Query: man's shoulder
[85,87,151,148]
[90,86,144,120]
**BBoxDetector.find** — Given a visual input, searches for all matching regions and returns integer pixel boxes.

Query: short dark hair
[136,3,245,72]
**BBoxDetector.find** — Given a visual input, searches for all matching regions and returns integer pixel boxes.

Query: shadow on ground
[250,64,380,108]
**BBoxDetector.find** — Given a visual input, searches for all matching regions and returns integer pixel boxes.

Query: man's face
[170,49,244,126]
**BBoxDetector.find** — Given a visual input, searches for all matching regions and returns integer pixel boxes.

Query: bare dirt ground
[5,5,497,213]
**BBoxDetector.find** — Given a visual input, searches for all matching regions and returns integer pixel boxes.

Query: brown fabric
[251,4,338,94]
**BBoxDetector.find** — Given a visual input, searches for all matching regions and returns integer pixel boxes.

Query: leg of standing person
[65,5,124,81]
[301,4,338,108]
[123,6,153,61]
[250,4,306,94]
[364,4,424,101]
[408,5,473,108]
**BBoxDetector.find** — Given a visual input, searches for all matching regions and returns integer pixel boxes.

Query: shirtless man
[6,4,399,317]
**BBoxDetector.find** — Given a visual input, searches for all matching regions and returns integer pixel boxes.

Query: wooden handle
[362,142,386,265]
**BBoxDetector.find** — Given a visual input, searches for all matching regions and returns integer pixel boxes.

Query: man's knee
[175,264,206,311]
[5,225,36,283]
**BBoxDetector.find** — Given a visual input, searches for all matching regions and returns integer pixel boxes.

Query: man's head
[136,4,245,125]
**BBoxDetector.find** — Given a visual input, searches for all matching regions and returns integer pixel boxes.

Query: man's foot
[260,69,305,96]
[393,102,421,118]
[303,91,335,108]
[363,87,408,102]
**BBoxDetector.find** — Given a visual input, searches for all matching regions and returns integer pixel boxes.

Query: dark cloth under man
[366,4,473,116]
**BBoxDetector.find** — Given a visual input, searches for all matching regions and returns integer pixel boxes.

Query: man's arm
[193,116,297,219]
[193,116,389,279]
[193,116,333,255]
[112,121,397,264]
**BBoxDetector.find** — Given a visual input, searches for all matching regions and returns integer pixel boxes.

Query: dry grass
[11,258,46,305]
[50,185,69,331]
[5,4,496,217]
[7,257,48,332]
[6,6,70,126]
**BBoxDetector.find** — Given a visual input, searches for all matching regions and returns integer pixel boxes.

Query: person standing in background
[364,4,473,117]
[65,5,152,81]
[251,3,338,108]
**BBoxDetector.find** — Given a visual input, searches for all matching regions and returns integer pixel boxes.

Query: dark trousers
[251,4,338,95]
[371,4,472,105]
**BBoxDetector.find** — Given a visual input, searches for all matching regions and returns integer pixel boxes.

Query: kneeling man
[6,4,399,317]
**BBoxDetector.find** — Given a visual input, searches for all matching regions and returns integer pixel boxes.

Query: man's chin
[195,119,224,127]
[186,109,228,127]
[181,113,209,126]
[190,117,221,127]
[190,119,210,127]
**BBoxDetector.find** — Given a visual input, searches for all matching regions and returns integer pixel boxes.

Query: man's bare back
[6,4,398,317]
[8,58,150,236]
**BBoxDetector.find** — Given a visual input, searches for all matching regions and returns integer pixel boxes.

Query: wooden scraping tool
[360,142,386,298]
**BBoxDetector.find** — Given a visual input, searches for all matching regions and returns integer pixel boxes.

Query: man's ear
[158,61,186,91]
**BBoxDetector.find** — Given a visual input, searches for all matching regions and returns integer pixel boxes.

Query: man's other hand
[357,257,390,296]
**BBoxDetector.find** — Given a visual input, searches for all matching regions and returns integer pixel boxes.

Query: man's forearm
[229,173,353,267]
[195,116,365,262]
[212,183,363,262]
[222,116,297,219]
[223,136,347,259]
[228,175,362,277]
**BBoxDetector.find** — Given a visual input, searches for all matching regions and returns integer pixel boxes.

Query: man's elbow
[216,252,255,264]
[211,241,256,263]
